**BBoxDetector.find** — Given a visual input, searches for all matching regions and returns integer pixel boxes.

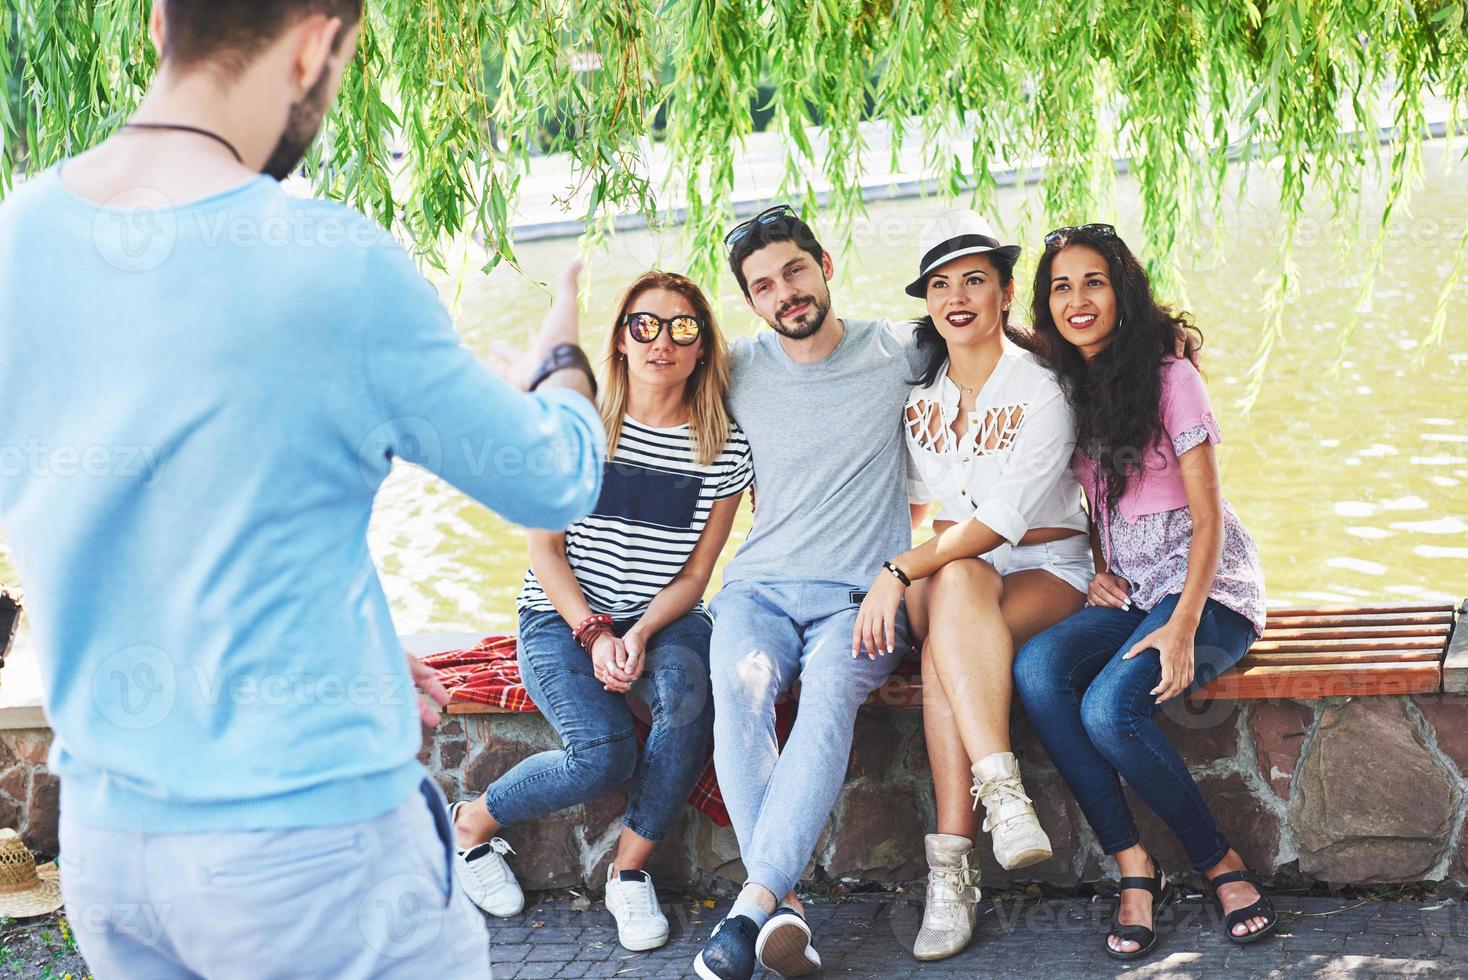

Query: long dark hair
[909,250,1034,388]
[1028,226,1202,513]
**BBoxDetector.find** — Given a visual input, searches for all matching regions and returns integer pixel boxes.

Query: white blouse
[905,343,1088,544]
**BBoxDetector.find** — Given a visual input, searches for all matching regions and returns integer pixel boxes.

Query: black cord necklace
[123,123,244,164]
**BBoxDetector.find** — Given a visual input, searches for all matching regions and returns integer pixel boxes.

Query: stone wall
[7,693,1468,891]
[424,693,1468,893]
[0,728,58,857]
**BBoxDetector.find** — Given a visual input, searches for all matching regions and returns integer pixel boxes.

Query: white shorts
[982,533,1093,595]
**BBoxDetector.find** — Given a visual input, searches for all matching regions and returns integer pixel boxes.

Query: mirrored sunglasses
[623,312,704,346]
[1043,223,1118,248]
[723,204,798,249]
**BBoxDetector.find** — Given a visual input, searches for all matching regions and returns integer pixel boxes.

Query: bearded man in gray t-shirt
[693,207,927,980]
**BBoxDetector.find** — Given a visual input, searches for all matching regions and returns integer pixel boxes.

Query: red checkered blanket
[421,635,799,827]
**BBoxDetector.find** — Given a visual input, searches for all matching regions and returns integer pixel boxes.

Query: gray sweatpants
[709,579,907,900]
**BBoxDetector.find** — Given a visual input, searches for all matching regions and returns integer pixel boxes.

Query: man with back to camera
[0,1,604,975]
[692,206,927,979]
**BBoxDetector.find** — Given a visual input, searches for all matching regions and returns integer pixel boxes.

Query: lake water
[2,145,1465,645]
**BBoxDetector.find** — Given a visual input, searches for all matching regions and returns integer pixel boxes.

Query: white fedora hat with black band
[905,209,1022,298]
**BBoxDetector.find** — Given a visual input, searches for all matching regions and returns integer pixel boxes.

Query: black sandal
[1207,868,1278,945]
[1105,861,1178,961]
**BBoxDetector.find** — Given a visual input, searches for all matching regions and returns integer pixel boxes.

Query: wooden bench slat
[1260,612,1456,630]
[1240,649,1443,667]
[446,702,516,715]
[1192,661,1443,701]
[1261,624,1453,641]
[1264,603,1456,618]
[1244,639,1450,654]
[1250,637,1449,654]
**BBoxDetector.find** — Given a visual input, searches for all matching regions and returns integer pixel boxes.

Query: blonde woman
[450,271,752,952]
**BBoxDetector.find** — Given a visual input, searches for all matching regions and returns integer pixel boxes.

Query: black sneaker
[757,905,822,977]
[693,914,760,980]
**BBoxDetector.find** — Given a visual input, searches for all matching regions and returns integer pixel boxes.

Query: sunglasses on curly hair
[623,311,704,346]
[723,204,798,249]
[1043,223,1118,248]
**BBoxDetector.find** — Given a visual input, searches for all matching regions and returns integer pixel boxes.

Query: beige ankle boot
[972,752,1053,870]
[913,833,981,961]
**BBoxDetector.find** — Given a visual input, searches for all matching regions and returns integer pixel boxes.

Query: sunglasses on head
[723,204,798,249]
[623,311,704,346]
[1043,223,1118,248]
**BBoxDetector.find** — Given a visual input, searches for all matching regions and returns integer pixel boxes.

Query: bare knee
[929,558,1003,607]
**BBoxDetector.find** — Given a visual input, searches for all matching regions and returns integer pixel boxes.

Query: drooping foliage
[2,1,1465,401]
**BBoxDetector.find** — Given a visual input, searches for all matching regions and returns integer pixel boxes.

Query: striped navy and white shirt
[516,416,754,618]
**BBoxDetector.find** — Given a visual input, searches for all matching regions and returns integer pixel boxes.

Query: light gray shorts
[982,533,1093,595]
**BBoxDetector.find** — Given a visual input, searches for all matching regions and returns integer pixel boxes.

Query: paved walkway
[486,891,1468,978]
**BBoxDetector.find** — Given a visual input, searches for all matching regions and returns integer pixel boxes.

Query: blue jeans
[61,780,492,979]
[709,580,909,901]
[1013,594,1256,872]
[480,608,714,842]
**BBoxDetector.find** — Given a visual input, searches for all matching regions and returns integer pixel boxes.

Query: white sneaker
[603,865,670,951]
[914,834,981,961]
[971,752,1053,870]
[448,801,524,917]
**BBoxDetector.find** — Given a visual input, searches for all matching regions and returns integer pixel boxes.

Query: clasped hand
[591,630,645,693]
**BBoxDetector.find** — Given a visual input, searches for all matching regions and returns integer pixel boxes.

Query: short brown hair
[161,0,363,71]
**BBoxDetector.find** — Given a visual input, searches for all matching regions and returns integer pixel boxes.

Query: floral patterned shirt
[1102,424,1268,636]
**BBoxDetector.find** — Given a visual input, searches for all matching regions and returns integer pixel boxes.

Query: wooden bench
[870,600,1466,707]
[422,600,1466,715]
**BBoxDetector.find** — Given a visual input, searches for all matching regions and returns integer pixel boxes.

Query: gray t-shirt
[723,318,926,589]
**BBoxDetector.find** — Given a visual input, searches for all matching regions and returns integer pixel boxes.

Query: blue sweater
[0,169,604,832]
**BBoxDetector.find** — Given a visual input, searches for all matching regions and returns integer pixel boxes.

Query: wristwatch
[528,343,597,399]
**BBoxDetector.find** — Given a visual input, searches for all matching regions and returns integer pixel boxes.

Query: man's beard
[261,69,333,181]
[769,288,832,341]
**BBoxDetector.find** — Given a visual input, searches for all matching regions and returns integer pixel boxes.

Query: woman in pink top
[1013,224,1277,962]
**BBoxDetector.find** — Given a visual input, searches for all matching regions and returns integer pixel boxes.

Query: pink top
[1073,358,1267,635]
[1072,357,1219,522]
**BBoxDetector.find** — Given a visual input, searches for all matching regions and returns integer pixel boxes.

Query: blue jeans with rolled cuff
[480,607,714,842]
[1013,593,1256,872]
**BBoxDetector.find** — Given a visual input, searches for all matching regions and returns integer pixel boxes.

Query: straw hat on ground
[0,829,63,918]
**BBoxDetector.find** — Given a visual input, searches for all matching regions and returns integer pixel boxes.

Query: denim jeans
[709,580,909,901]
[1013,594,1256,872]
[480,608,714,842]
[60,779,491,979]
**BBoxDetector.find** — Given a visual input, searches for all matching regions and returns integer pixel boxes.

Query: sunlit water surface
[2,147,1465,644]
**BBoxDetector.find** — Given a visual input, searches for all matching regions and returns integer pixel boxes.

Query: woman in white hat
[851,209,1092,961]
